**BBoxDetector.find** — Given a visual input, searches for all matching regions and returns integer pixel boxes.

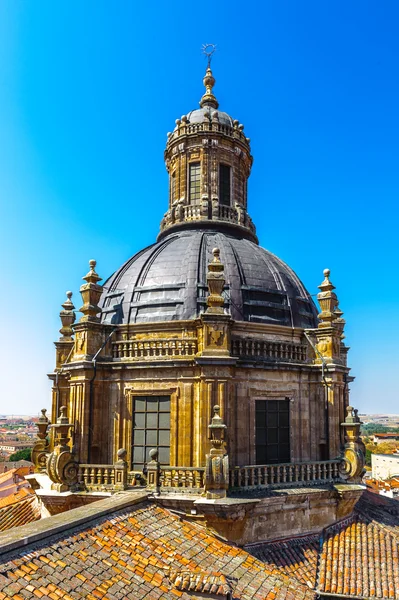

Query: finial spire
[200,44,219,109]
[206,248,225,314]
[317,268,338,328]
[79,259,103,322]
[59,291,76,341]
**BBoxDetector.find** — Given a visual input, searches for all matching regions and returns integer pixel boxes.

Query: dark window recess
[132,396,171,470]
[255,399,290,465]
[219,164,231,206]
[189,162,201,202]
[171,172,176,202]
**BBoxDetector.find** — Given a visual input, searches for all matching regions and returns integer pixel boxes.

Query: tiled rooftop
[0,489,40,533]
[0,498,315,600]
[248,534,319,588]
[247,491,399,599]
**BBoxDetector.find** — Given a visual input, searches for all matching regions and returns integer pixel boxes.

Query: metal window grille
[132,396,171,471]
[255,399,290,465]
[189,162,201,202]
[219,164,231,206]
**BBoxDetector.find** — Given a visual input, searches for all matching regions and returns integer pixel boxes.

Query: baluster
[264,466,268,485]
[89,467,95,485]
[159,470,165,487]
[180,470,186,487]
[294,464,299,483]
[186,470,194,488]
[172,469,179,487]
[244,467,249,487]
[276,465,281,484]
[282,465,287,483]
[96,468,102,486]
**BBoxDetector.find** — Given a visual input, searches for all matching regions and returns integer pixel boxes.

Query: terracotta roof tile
[248,492,399,599]
[247,534,319,588]
[0,493,41,532]
[0,501,315,600]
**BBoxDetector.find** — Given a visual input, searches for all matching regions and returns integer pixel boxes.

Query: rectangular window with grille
[132,396,171,471]
[219,164,231,206]
[255,399,290,465]
[189,162,201,202]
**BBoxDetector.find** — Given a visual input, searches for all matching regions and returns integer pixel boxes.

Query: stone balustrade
[166,121,248,146]
[159,467,205,492]
[78,464,116,490]
[232,338,308,363]
[183,205,202,220]
[229,460,342,490]
[112,338,198,360]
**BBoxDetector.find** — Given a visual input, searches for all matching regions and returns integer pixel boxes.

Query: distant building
[372,453,399,480]
[372,432,399,444]
[0,460,34,475]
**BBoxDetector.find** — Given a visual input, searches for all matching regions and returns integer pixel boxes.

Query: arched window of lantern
[171,171,176,204]
[219,164,231,206]
[189,162,201,203]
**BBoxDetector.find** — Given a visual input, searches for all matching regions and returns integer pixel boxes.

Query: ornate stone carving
[114,448,128,491]
[59,291,76,340]
[204,405,229,499]
[46,406,79,491]
[79,260,103,323]
[32,408,50,472]
[317,269,338,328]
[339,406,365,482]
[206,248,225,315]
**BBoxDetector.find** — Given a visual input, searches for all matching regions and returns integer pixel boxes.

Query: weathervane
[202,43,217,67]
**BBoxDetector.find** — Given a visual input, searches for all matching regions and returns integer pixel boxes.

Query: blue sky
[0,1,398,415]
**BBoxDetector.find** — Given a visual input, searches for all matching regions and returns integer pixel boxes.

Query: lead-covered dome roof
[100,230,318,328]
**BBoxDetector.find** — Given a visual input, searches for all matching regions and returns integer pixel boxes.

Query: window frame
[219,163,231,206]
[189,162,201,203]
[131,395,171,471]
[255,399,291,465]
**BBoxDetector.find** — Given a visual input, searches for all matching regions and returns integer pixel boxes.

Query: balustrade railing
[159,466,205,491]
[183,205,202,220]
[167,121,247,143]
[229,460,342,490]
[112,338,197,360]
[232,338,307,362]
[78,464,116,490]
[218,205,238,221]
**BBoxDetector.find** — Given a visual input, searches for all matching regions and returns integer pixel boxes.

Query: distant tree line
[8,448,32,461]
[361,423,399,435]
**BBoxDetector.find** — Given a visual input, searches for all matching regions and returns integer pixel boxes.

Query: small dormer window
[219,164,231,206]
[189,162,201,202]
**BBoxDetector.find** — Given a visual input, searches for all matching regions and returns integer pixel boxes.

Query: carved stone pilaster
[146,448,160,494]
[204,405,229,499]
[32,409,50,472]
[314,269,346,364]
[79,260,102,323]
[339,406,365,483]
[114,448,128,491]
[46,406,78,492]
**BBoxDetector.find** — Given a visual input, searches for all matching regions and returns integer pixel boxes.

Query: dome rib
[100,229,318,328]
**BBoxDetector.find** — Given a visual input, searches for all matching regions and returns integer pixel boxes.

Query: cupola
[159,64,257,243]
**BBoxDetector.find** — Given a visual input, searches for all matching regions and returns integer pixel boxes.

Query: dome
[100,229,318,328]
[184,107,234,127]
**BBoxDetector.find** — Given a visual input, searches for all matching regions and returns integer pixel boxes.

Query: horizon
[0,1,398,414]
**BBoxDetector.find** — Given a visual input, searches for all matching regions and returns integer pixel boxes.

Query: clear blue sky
[0,1,398,415]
